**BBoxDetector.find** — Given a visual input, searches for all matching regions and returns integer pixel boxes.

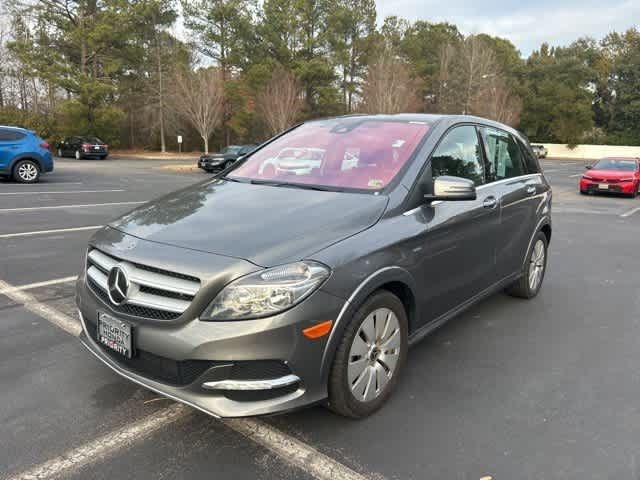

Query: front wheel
[506,231,548,299]
[327,290,408,418]
[13,159,40,183]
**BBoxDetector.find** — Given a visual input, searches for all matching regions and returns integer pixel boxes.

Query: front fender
[318,265,418,385]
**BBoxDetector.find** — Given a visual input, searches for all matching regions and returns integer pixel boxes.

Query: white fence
[543,144,640,160]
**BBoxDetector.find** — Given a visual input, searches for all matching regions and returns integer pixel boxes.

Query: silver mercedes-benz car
[77,114,552,418]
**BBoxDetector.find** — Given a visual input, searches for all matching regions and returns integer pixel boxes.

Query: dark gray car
[76,114,552,418]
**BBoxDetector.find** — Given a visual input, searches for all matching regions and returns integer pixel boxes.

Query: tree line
[0,0,638,152]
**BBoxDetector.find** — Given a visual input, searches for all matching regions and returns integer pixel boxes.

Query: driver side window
[430,126,485,185]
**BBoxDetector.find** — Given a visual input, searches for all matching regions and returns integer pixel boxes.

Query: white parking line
[0,189,124,196]
[2,182,84,186]
[569,173,582,178]
[0,226,101,239]
[621,206,640,218]
[0,201,144,213]
[0,276,77,294]
[6,403,190,480]
[0,278,81,336]
[0,276,379,480]
[225,417,370,480]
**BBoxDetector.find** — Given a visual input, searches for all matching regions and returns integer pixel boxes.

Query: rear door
[479,126,543,278]
[416,125,501,321]
[0,129,25,171]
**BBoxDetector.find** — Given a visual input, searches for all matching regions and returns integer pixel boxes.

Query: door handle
[525,183,537,195]
[483,196,498,209]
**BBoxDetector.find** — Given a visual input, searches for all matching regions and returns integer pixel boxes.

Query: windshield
[85,136,103,144]
[222,146,242,154]
[229,119,431,191]
[593,158,637,171]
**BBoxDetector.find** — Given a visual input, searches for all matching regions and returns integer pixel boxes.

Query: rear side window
[479,127,527,181]
[0,130,26,141]
[430,125,484,185]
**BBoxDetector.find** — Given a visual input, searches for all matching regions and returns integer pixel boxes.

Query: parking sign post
[177,135,183,153]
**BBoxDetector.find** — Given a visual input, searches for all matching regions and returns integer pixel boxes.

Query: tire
[580,189,588,195]
[99,155,108,160]
[12,159,40,183]
[223,161,233,170]
[506,231,548,299]
[75,150,81,160]
[327,290,408,418]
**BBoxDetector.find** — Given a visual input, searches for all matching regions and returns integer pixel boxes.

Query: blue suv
[0,126,54,183]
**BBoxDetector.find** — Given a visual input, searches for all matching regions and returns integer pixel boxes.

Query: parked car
[198,144,258,172]
[531,144,547,158]
[579,157,640,197]
[0,126,54,183]
[77,114,552,419]
[56,136,109,159]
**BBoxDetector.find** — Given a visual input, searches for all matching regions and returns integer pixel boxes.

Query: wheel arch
[10,154,44,172]
[319,266,419,385]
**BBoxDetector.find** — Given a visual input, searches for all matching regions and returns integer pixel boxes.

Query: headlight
[201,261,330,321]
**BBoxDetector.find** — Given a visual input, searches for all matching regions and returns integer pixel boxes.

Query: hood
[110,179,388,266]
[587,169,637,180]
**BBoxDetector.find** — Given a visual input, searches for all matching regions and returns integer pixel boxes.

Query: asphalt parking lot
[1,157,640,480]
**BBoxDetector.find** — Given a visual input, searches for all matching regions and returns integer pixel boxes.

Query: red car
[580,157,640,198]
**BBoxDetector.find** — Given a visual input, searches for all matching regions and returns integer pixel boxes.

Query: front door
[415,125,501,322]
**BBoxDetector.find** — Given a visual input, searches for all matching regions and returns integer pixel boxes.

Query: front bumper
[580,179,636,194]
[76,275,344,417]
[198,157,225,170]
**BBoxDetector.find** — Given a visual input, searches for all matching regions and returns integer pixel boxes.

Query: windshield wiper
[248,179,335,191]
[221,176,249,183]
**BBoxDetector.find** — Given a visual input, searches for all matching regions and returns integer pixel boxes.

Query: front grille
[88,278,181,320]
[229,361,291,380]
[85,248,200,321]
[85,318,215,385]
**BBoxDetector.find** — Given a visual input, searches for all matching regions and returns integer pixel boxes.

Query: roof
[0,125,32,133]
[308,113,524,139]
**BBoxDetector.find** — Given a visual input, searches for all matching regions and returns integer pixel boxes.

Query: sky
[376,0,640,56]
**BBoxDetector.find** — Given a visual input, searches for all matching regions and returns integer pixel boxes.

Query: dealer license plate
[97,312,132,358]
[598,183,609,190]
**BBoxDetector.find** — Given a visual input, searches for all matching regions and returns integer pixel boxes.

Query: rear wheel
[506,231,548,299]
[327,290,408,418]
[13,159,40,183]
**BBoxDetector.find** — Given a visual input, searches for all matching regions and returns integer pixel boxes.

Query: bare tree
[256,68,303,136]
[459,35,498,115]
[360,48,419,114]
[473,76,523,126]
[168,67,224,153]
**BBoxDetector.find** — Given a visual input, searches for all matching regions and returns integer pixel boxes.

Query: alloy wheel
[18,162,38,182]
[347,307,401,402]
[528,239,546,291]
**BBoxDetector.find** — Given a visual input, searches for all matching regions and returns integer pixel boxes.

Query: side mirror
[425,176,477,202]
[585,165,592,169]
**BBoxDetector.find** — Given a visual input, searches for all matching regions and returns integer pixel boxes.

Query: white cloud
[375,0,640,55]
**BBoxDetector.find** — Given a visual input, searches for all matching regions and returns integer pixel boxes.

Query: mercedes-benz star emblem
[107,265,130,306]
